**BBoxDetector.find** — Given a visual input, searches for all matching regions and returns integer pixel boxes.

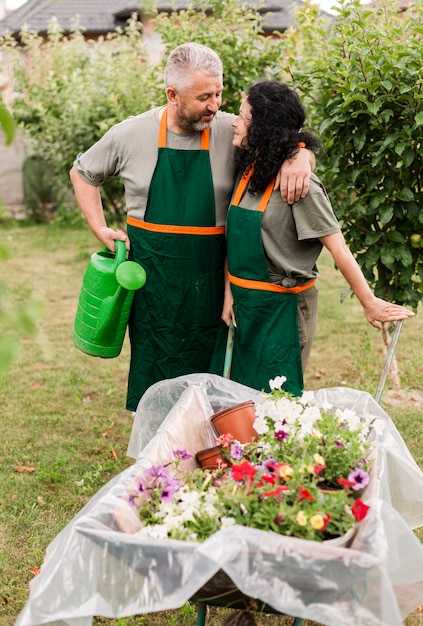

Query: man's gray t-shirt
[73,107,237,226]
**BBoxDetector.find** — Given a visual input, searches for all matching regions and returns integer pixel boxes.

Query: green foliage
[0,115,41,373]
[150,0,286,112]
[284,0,423,310]
[0,250,43,374]
[1,15,162,222]
[22,156,64,223]
[0,100,15,145]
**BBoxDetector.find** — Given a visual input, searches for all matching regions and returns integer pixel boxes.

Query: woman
[213,80,413,395]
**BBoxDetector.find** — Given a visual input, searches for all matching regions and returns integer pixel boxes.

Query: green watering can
[73,240,146,358]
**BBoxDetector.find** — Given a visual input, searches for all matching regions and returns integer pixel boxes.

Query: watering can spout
[73,240,146,358]
[96,261,146,339]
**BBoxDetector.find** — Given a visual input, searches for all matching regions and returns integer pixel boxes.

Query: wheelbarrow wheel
[222,610,257,625]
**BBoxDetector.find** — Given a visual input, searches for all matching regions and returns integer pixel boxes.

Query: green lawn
[1,224,422,626]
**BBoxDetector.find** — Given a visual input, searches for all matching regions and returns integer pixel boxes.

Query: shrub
[284,0,423,309]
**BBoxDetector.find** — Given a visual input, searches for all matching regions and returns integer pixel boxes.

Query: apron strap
[229,272,316,294]
[159,107,210,150]
[232,166,274,212]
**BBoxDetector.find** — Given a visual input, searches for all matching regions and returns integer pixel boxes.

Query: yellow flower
[278,463,293,480]
[313,453,325,465]
[296,511,308,526]
[306,464,315,474]
[310,514,325,530]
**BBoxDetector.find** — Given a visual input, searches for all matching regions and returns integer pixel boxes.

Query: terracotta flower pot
[196,446,226,470]
[211,400,258,444]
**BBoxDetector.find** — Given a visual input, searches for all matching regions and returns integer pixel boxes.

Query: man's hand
[275,148,315,204]
[98,226,130,252]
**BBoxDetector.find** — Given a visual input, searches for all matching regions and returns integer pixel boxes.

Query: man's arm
[321,232,414,329]
[69,166,128,251]
[275,147,315,204]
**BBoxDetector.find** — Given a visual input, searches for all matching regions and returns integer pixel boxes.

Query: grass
[1,223,423,626]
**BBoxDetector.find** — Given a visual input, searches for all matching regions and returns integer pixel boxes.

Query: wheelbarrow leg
[292,619,304,626]
[196,602,207,626]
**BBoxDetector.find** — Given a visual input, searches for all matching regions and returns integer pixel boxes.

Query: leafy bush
[284,0,423,309]
[0,99,15,145]
[151,0,287,112]
[2,16,162,222]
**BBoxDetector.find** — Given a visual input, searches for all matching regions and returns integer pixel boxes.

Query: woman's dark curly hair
[235,80,323,196]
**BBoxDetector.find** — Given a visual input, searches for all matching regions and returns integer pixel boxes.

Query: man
[70,43,314,412]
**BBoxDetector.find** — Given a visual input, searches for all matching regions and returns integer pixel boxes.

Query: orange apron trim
[228,272,316,294]
[159,107,210,150]
[231,166,274,212]
[127,215,224,235]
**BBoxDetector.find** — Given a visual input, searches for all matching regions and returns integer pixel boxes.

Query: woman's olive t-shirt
[234,172,341,284]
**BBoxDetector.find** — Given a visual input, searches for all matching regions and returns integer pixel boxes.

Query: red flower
[351,498,370,521]
[231,461,257,483]
[297,486,314,502]
[262,485,289,499]
[321,512,331,531]
[259,474,276,485]
[313,464,326,476]
[337,477,355,491]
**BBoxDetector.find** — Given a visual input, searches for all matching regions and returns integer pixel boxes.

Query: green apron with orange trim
[224,171,315,396]
[126,108,226,411]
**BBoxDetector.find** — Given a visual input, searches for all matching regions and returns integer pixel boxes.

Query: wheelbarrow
[191,320,404,626]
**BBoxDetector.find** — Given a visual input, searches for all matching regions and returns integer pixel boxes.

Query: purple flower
[144,465,170,482]
[274,430,288,442]
[139,465,180,500]
[160,476,180,501]
[230,441,244,461]
[173,449,192,461]
[348,468,370,491]
[334,440,346,448]
[262,457,278,473]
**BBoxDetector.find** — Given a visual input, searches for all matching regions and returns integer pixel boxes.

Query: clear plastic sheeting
[15,374,423,626]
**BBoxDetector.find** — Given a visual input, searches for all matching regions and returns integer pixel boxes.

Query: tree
[284,0,423,312]
[282,0,422,389]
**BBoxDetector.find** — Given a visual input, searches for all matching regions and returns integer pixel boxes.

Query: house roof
[0,0,322,39]
[0,0,141,37]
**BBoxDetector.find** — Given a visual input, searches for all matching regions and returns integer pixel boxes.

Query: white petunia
[138,524,169,539]
[336,408,361,431]
[320,400,333,412]
[253,415,269,435]
[269,375,287,390]
[371,418,385,436]
[299,390,316,406]
[220,517,236,529]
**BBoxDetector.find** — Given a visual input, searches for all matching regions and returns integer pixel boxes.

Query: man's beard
[176,110,215,132]
[191,119,213,131]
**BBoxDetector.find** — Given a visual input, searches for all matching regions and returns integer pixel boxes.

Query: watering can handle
[112,240,128,270]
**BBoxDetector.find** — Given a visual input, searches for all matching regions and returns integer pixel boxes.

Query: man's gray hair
[164,43,223,93]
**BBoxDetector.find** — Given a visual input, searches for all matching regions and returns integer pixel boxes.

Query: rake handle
[373,319,404,405]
